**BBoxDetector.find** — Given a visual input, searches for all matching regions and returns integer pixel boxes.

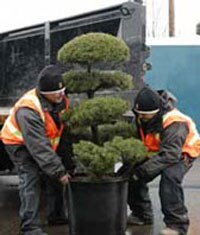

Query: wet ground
[0,159,200,235]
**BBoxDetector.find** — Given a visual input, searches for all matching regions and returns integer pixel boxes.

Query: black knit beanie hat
[37,64,65,94]
[133,86,161,114]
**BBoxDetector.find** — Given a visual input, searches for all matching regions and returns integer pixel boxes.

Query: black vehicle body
[0,1,147,172]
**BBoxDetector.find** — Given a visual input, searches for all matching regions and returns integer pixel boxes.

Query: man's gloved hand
[116,157,149,179]
[115,162,132,177]
[59,173,71,185]
[131,162,159,183]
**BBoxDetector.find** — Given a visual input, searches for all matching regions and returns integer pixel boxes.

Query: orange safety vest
[139,109,200,158]
[1,89,69,151]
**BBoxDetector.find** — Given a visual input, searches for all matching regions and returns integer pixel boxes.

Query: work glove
[131,160,161,183]
[116,158,148,179]
[115,161,133,178]
[59,173,71,185]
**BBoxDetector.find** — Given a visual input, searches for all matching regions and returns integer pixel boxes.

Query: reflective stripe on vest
[44,111,65,151]
[1,89,68,151]
[139,109,200,157]
[50,136,61,150]
[163,109,200,157]
[1,89,44,145]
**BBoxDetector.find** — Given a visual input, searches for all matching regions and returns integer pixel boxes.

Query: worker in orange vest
[1,64,72,235]
[127,87,200,235]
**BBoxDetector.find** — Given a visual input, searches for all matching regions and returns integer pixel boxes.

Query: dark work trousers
[128,158,194,235]
[128,180,153,221]
[44,176,67,222]
[5,145,44,234]
[159,158,194,235]
[5,145,66,234]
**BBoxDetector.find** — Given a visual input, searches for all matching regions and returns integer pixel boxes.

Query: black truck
[0,1,148,172]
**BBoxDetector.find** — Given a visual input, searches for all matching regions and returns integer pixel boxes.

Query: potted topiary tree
[57,32,148,235]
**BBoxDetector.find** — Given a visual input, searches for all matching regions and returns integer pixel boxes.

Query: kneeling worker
[127,87,199,235]
[1,65,71,235]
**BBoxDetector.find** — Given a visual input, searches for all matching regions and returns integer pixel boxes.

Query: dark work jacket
[6,91,67,179]
[134,95,189,181]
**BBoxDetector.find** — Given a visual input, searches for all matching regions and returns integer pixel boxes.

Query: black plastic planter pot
[67,177,128,235]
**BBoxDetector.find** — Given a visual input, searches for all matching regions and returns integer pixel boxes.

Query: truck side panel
[0,1,146,172]
[0,2,146,108]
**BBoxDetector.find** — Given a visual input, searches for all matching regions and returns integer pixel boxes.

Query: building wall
[145,41,200,130]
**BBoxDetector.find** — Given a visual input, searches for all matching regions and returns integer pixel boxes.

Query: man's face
[138,113,157,122]
[43,90,65,104]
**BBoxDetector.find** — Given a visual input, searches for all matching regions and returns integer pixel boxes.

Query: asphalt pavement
[0,159,200,235]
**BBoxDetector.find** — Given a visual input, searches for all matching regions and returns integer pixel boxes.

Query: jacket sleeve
[15,107,66,178]
[135,121,189,181]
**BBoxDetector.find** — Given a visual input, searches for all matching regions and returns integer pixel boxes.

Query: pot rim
[69,176,127,183]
